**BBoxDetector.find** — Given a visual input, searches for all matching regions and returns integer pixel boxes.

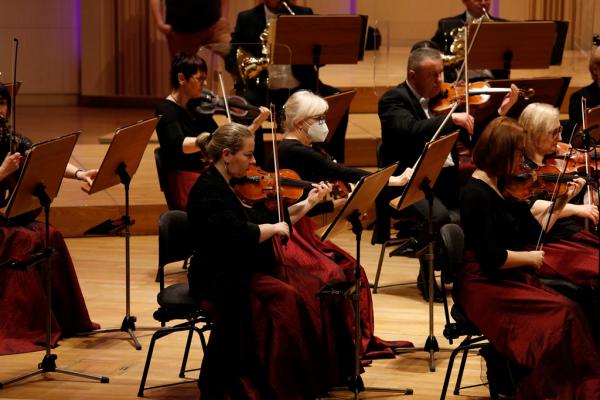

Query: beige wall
[1,0,599,102]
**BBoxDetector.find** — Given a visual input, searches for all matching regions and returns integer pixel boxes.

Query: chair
[437,223,489,399]
[138,210,212,397]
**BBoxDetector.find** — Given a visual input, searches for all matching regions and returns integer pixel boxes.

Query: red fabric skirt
[197,273,328,400]
[276,218,413,362]
[538,230,599,287]
[0,222,98,355]
[163,169,201,211]
[456,252,600,399]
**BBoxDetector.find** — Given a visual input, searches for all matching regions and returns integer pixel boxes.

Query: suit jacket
[568,82,600,127]
[226,3,317,89]
[431,12,510,82]
[378,82,459,172]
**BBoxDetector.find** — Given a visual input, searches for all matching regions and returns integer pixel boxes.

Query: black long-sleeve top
[568,82,600,128]
[276,139,368,184]
[155,100,218,172]
[187,165,277,299]
[460,177,541,278]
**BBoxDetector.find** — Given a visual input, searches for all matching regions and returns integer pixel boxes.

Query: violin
[503,162,596,201]
[191,89,261,119]
[430,81,535,115]
[233,165,349,208]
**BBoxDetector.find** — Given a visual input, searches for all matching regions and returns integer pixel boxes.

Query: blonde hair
[196,122,253,162]
[282,90,328,132]
[518,103,559,158]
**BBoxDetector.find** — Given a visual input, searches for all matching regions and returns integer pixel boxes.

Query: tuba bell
[442,12,491,67]
[236,23,272,85]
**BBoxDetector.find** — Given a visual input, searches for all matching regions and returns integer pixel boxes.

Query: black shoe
[417,269,443,303]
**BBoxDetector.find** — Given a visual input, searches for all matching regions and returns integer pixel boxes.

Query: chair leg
[453,344,471,395]
[440,343,462,400]
[179,326,196,378]
[372,242,388,294]
[138,331,160,397]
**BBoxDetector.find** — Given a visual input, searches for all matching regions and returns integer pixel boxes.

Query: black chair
[138,210,212,397]
[437,223,489,399]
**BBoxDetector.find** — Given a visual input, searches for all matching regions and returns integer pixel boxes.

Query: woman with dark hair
[188,122,338,399]
[0,83,98,354]
[458,116,600,398]
[155,53,268,210]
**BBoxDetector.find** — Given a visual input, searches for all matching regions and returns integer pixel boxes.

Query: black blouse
[460,177,541,278]
[155,100,218,172]
[187,165,278,298]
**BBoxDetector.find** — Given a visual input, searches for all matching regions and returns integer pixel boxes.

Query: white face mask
[304,121,329,143]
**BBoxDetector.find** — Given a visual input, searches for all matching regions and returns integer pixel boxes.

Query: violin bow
[10,38,18,154]
[535,123,580,250]
[580,96,596,232]
[217,71,232,123]
[269,102,291,245]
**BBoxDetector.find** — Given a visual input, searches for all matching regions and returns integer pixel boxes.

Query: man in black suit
[569,46,600,128]
[431,0,509,83]
[374,46,474,300]
[226,0,349,165]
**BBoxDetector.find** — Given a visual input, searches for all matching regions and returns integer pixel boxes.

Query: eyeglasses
[550,126,563,137]
[191,75,207,85]
[308,114,327,124]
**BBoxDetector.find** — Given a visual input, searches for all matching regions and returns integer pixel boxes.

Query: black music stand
[467,21,559,72]
[389,131,459,372]
[321,163,413,399]
[78,117,158,350]
[270,15,366,94]
[0,132,109,388]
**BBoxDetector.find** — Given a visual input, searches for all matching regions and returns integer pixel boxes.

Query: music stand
[323,89,357,143]
[78,117,158,350]
[270,15,366,94]
[0,132,109,388]
[467,21,558,72]
[321,163,413,399]
[388,131,459,372]
[1,81,22,98]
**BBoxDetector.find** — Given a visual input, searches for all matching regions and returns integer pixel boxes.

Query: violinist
[0,83,98,354]
[459,116,600,399]
[155,53,269,210]
[568,45,600,127]
[269,89,415,360]
[187,122,338,399]
[518,102,600,287]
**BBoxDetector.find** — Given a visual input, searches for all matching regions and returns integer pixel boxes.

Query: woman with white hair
[518,102,599,288]
[268,90,415,363]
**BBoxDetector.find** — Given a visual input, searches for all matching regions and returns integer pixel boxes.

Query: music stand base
[79,315,157,351]
[0,354,109,389]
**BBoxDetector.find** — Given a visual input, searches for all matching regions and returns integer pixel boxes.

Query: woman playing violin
[268,90,415,360]
[0,83,98,355]
[155,53,268,210]
[517,102,600,288]
[459,116,600,399]
[188,122,337,399]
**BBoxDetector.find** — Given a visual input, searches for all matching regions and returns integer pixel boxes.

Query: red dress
[0,222,98,355]
[459,178,600,399]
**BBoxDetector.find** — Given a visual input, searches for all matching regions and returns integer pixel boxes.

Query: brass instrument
[442,13,491,67]
[235,1,295,85]
[236,23,272,84]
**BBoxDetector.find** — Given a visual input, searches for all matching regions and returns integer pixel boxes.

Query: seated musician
[226,0,349,165]
[569,45,600,127]
[431,0,509,83]
[155,53,268,210]
[458,116,600,399]
[0,83,98,355]
[518,102,599,288]
[270,89,414,359]
[188,121,341,398]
